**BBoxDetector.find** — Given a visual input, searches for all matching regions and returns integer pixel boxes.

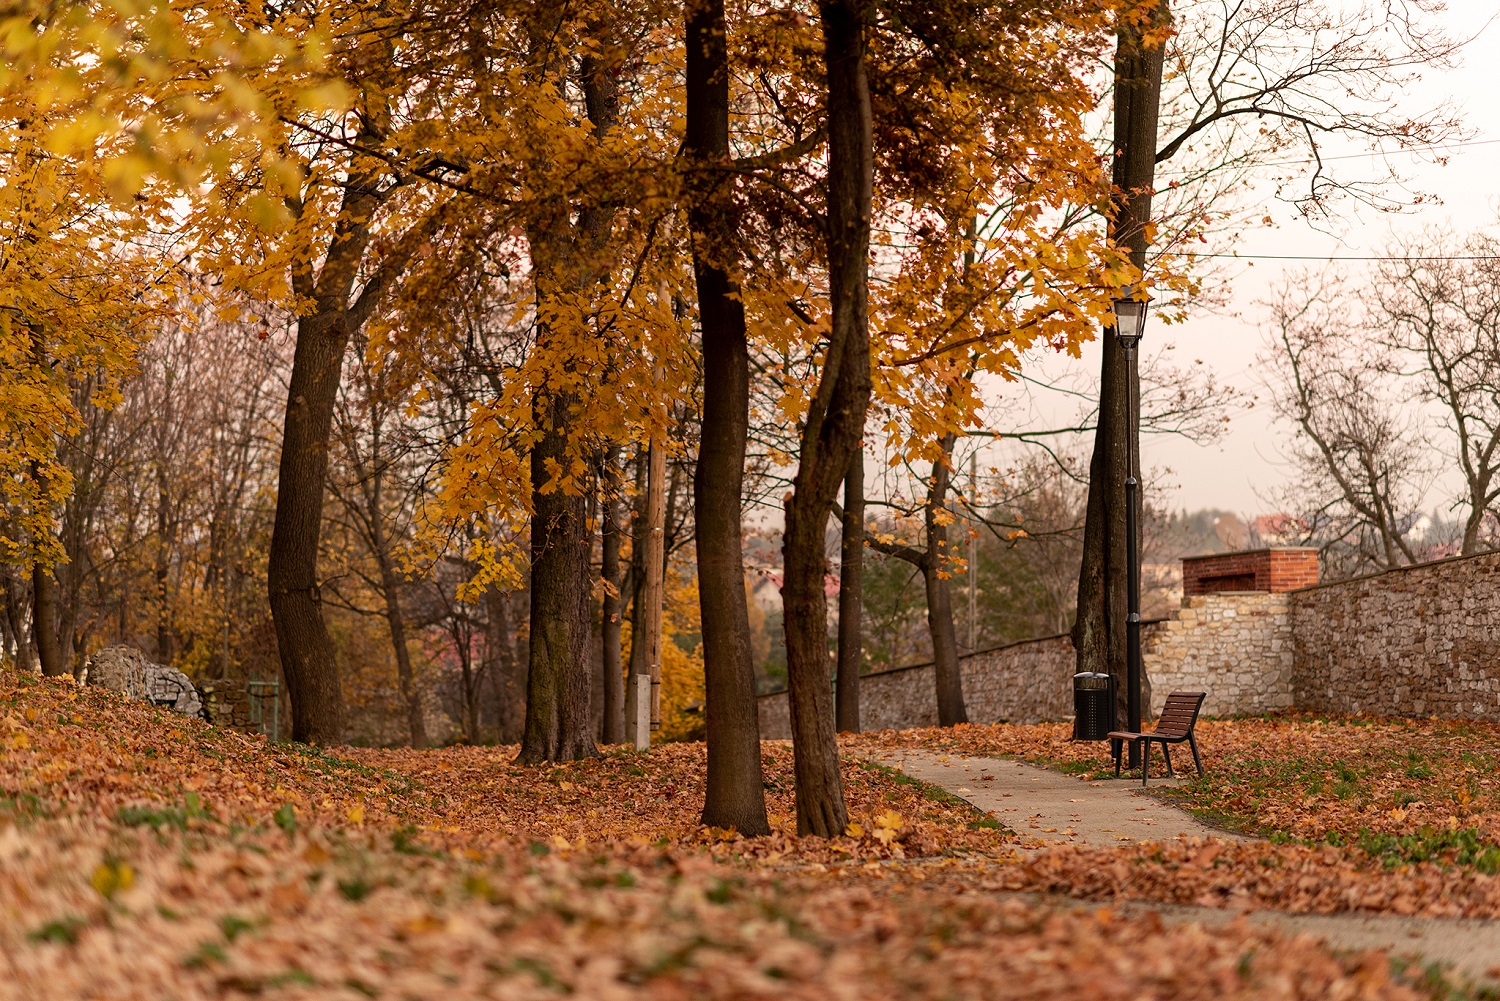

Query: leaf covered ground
[848,716,1500,918]
[0,674,1482,999]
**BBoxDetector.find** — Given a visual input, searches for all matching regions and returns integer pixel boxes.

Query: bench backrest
[1154,691,1206,739]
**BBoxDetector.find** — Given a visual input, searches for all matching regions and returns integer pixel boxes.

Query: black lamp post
[1111,290,1149,764]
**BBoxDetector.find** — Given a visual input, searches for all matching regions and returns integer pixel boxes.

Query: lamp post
[1111,290,1150,766]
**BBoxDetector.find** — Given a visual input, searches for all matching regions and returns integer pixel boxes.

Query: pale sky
[1009,0,1500,517]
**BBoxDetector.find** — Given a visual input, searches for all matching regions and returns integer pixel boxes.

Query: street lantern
[1110,293,1150,347]
[1112,288,1150,768]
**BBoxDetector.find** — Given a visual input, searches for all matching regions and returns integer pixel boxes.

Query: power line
[1159,136,1500,174]
[1182,253,1500,262]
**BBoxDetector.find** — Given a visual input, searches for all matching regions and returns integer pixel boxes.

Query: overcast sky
[1005,0,1500,518]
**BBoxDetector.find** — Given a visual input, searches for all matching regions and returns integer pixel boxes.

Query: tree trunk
[32,560,65,677]
[925,436,968,725]
[371,494,427,749]
[781,0,874,837]
[836,447,863,732]
[1073,5,1167,728]
[625,446,649,682]
[2,572,32,674]
[485,588,525,744]
[601,447,626,745]
[518,406,597,762]
[268,305,352,745]
[155,465,172,663]
[28,453,66,679]
[516,27,618,764]
[687,0,771,834]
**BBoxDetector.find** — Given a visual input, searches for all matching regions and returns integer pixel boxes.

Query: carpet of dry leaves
[0,674,1481,999]
[849,717,1500,919]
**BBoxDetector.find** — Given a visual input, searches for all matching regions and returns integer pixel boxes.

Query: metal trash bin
[1073,672,1115,741]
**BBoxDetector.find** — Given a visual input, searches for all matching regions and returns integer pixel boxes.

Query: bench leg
[1163,744,1174,777]
[1112,738,1122,777]
[1188,734,1204,778]
[1141,740,1150,787]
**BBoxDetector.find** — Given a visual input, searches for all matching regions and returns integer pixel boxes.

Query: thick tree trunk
[835,448,863,732]
[1073,7,1167,728]
[32,561,64,677]
[601,447,626,745]
[687,0,771,835]
[518,406,597,762]
[925,437,968,725]
[781,0,873,837]
[516,27,618,764]
[268,306,351,745]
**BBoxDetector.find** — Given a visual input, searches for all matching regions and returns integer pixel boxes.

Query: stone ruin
[82,645,206,720]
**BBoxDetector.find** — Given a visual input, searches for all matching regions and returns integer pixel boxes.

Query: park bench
[1108,690,1206,787]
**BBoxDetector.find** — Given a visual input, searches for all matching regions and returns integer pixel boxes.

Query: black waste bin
[1073,672,1115,741]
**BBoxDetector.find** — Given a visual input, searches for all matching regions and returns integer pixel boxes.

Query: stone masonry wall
[756,635,1075,739]
[1291,551,1500,720]
[1143,592,1294,717]
[758,550,1500,735]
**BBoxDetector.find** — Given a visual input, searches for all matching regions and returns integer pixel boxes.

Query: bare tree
[1376,230,1500,555]
[1263,272,1432,571]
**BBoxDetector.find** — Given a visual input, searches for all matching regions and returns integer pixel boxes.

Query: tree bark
[369,476,427,749]
[925,436,968,725]
[1073,5,1167,726]
[780,0,873,837]
[835,447,863,732]
[155,464,173,663]
[600,447,626,745]
[267,111,400,745]
[518,395,598,762]
[687,0,771,834]
[31,560,64,677]
[2,571,33,674]
[485,588,525,744]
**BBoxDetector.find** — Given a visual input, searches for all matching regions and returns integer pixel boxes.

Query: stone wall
[757,634,1075,739]
[757,550,1500,734]
[1143,592,1294,717]
[1291,551,1500,720]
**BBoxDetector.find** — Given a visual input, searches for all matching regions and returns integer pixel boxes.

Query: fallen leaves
[0,817,1437,1001]
[343,741,1012,864]
[0,674,1481,998]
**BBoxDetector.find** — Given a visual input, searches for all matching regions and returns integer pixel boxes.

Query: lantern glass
[1111,293,1150,347]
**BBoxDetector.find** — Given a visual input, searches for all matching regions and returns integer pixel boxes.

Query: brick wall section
[1143,592,1294,717]
[1183,548,1319,596]
[756,634,1076,739]
[1290,551,1500,719]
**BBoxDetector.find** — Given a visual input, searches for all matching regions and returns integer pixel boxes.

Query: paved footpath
[870,749,1239,846]
[871,749,1500,986]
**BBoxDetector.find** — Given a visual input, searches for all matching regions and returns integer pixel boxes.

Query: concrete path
[870,749,1242,846]
[871,750,1500,986]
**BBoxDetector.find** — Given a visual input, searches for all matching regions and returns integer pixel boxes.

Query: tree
[330,346,430,748]
[1074,0,1466,709]
[781,0,874,838]
[861,436,968,725]
[685,0,772,835]
[1376,230,1500,555]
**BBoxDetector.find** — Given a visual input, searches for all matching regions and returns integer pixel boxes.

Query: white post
[626,673,652,750]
